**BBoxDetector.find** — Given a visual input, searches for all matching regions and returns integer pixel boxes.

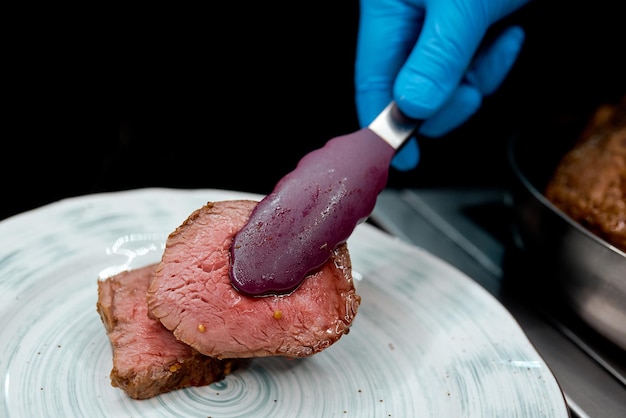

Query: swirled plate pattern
[0,188,568,417]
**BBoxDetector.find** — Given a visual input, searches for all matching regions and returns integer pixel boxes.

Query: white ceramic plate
[0,188,568,417]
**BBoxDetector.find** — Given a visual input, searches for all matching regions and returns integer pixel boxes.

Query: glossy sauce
[229,128,395,296]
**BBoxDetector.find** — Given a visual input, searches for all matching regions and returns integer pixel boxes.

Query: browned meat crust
[97,264,243,400]
[545,96,626,252]
[147,200,360,359]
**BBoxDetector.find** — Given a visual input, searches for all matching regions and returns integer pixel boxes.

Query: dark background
[3,1,625,221]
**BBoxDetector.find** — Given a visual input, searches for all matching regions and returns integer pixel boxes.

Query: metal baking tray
[507,118,626,351]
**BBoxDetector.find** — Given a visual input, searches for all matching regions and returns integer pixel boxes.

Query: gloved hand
[355,0,529,171]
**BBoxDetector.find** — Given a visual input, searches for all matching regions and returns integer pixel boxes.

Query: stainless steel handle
[368,101,422,150]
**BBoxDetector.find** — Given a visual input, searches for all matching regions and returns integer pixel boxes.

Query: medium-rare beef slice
[146,199,360,359]
[97,263,242,400]
[545,95,626,252]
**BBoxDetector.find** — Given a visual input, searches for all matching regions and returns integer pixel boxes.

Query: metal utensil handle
[368,102,423,150]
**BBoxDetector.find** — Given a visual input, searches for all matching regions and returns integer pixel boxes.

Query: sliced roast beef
[97,263,243,400]
[146,199,360,359]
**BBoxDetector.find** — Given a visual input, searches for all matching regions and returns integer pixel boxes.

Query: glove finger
[355,1,424,127]
[419,84,482,137]
[391,137,420,171]
[464,26,525,95]
[394,3,487,120]
[355,89,394,129]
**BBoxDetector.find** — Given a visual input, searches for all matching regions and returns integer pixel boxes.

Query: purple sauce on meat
[229,128,395,296]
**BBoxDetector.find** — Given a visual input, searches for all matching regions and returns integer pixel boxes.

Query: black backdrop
[3,1,625,220]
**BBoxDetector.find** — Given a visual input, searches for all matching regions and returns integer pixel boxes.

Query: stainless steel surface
[507,133,626,351]
[368,101,421,149]
[371,187,626,418]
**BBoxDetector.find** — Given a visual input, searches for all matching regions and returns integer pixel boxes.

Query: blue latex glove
[355,0,529,171]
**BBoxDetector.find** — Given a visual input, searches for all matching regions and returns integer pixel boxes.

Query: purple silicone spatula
[229,101,421,296]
